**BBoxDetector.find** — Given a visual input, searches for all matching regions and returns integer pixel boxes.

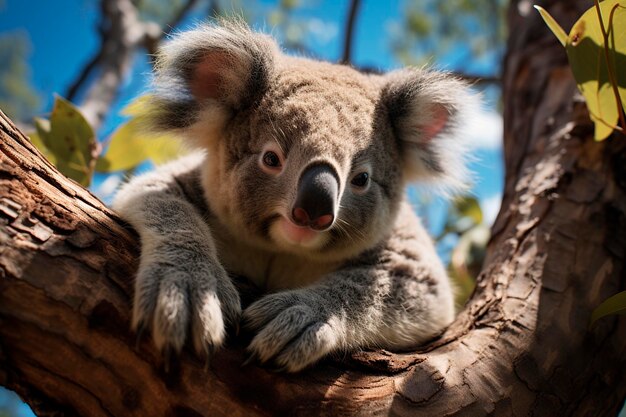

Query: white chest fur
[214,234,339,291]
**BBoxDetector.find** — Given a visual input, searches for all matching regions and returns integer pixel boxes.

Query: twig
[340,0,361,65]
[65,46,106,102]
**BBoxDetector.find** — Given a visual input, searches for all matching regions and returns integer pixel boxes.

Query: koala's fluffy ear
[381,69,479,190]
[148,20,277,132]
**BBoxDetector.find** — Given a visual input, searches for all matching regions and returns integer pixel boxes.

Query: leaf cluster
[28,95,185,187]
[537,0,626,140]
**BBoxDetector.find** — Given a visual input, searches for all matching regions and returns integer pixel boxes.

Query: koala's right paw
[132,259,241,359]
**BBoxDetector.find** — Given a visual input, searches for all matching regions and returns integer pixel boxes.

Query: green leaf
[535,5,567,46]
[29,117,57,164]
[564,0,626,140]
[96,119,185,172]
[34,116,50,135]
[96,95,186,173]
[27,130,56,165]
[120,94,157,117]
[455,196,483,225]
[606,1,626,113]
[41,96,96,186]
[438,196,485,239]
[590,290,626,326]
[27,130,46,149]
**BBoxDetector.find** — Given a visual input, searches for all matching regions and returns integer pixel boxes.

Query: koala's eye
[351,172,369,187]
[263,151,281,168]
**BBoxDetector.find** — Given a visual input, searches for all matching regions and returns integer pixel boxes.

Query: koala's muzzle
[291,164,339,231]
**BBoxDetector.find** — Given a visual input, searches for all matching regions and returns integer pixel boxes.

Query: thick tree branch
[75,0,148,132]
[1,0,626,415]
[67,0,201,132]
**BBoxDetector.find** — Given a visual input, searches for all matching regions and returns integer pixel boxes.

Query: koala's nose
[292,164,339,231]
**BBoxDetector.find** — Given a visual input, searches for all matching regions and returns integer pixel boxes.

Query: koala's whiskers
[334,217,367,244]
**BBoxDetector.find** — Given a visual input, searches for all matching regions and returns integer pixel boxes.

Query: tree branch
[66,0,202,132]
[65,44,106,103]
[340,0,361,65]
[75,0,146,132]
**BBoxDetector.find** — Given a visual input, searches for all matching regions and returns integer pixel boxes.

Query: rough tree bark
[1,0,625,415]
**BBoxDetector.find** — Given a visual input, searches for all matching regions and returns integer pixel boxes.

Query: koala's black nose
[292,164,339,231]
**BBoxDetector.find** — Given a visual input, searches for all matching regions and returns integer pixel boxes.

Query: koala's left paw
[243,291,341,372]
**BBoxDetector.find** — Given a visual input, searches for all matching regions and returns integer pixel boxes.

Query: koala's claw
[133,260,241,361]
[243,292,341,372]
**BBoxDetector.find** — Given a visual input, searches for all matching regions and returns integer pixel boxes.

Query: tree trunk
[1,0,625,415]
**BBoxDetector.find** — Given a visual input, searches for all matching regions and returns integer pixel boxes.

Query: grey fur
[113,21,478,372]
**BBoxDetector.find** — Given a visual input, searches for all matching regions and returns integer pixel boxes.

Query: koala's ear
[149,20,277,131]
[381,69,479,190]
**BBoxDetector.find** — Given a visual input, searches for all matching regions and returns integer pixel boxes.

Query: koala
[113,21,477,372]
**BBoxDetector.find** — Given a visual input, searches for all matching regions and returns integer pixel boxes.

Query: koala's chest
[215,239,339,290]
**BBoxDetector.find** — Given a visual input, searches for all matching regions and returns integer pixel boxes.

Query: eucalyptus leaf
[34,116,50,135]
[27,130,56,165]
[454,196,483,225]
[30,97,96,186]
[49,96,96,185]
[31,117,56,164]
[95,120,152,172]
[607,1,626,109]
[590,290,626,326]
[96,120,184,172]
[120,94,157,117]
[536,1,626,140]
[534,5,567,46]
[438,196,484,238]
[96,96,186,173]
[565,0,625,140]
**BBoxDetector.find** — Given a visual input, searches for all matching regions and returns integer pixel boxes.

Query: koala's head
[148,21,477,261]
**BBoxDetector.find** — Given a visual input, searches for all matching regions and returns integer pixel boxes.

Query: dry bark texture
[1,0,626,415]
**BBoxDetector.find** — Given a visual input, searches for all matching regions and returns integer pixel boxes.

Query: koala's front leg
[243,228,455,372]
[113,156,241,358]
